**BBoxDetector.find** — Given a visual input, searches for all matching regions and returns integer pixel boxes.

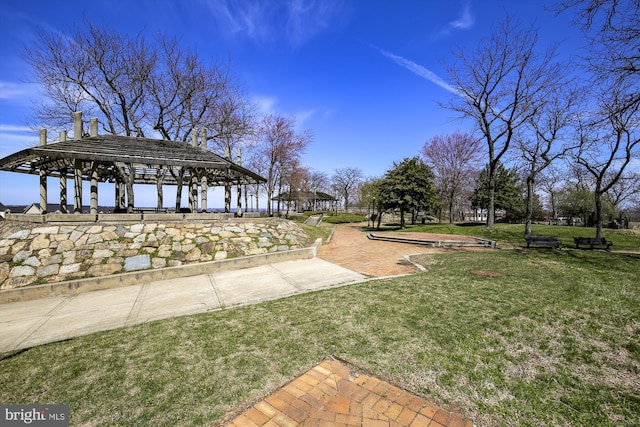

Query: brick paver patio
[224,224,477,426]
[225,358,473,427]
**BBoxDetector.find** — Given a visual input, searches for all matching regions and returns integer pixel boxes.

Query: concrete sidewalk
[0,258,367,353]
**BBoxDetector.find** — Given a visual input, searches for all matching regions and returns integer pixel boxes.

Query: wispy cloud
[449,4,474,31]
[286,0,343,47]
[205,0,345,47]
[294,109,316,129]
[0,81,40,102]
[253,95,278,116]
[251,95,321,130]
[0,125,38,157]
[206,0,275,42]
[0,124,32,133]
[376,48,460,96]
[433,3,475,39]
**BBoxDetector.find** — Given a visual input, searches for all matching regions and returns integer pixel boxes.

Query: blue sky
[0,0,582,208]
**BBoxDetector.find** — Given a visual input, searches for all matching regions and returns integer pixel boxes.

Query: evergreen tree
[378,157,436,228]
[471,162,522,222]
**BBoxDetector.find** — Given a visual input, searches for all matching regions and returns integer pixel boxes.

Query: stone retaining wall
[0,218,309,290]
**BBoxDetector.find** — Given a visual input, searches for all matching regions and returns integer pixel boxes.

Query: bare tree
[305,170,330,193]
[246,154,267,213]
[23,21,255,210]
[254,114,313,216]
[25,20,153,135]
[299,169,329,211]
[538,164,568,222]
[421,132,482,223]
[332,167,364,212]
[442,16,564,228]
[279,162,309,215]
[608,172,640,215]
[573,84,640,238]
[557,0,639,114]
[517,87,578,235]
[554,0,640,236]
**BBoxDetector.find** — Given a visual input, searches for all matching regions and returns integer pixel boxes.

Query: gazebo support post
[200,128,207,213]
[90,118,98,137]
[115,180,122,211]
[224,147,231,213]
[189,174,198,213]
[90,162,98,214]
[73,159,83,213]
[89,121,99,213]
[236,148,242,217]
[201,175,207,213]
[59,171,67,214]
[156,169,165,210]
[59,131,67,213]
[125,169,134,213]
[73,112,83,213]
[39,129,47,214]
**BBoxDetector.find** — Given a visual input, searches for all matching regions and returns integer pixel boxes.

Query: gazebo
[0,112,265,215]
[272,189,337,213]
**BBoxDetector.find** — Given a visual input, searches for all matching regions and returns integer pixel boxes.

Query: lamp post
[372,197,376,228]
[312,186,317,212]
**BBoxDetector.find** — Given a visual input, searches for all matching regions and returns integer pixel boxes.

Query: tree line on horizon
[20,0,639,237]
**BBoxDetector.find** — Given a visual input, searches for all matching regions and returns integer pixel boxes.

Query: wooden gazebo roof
[272,190,336,202]
[0,135,265,185]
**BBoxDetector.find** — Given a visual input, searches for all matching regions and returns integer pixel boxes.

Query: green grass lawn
[1,246,638,426]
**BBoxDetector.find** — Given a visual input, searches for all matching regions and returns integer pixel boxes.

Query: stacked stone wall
[0,218,309,290]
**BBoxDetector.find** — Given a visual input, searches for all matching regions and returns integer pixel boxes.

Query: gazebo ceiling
[0,135,265,186]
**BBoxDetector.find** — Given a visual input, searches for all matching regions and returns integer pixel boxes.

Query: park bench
[525,235,561,249]
[573,236,613,251]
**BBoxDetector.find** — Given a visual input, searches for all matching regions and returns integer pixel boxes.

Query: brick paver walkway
[224,224,478,426]
[316,223,441,277]
[225,358,473,427]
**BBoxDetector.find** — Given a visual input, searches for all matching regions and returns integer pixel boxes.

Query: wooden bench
[573,237,613,251]
[525,235,561,249]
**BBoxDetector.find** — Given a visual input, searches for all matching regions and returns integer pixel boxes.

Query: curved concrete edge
[0,238,325,304]
[366,232,496,248]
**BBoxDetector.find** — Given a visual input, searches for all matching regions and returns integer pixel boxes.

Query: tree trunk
[343,189,349,213]
[276,181,282,216]
[487,167,496,228]
[525,176,534,236]
[266,188,272,216]
[448,188,455,223]
[595,191,603,238]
